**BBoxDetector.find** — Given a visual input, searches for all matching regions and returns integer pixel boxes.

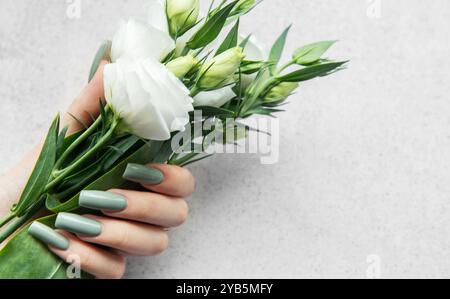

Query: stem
[0,201,44,244]
[190,86,200,97]
[54,108,106,171]
[0,213,15,229]
[45,122,118,192]
[276,60,295,75]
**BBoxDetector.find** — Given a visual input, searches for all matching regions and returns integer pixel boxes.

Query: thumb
[63,60,108,135]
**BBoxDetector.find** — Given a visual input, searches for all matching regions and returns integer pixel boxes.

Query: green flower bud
[166,55,198,78]
[198,47,246,90]
[166,0,200,37]
[265,82,299,103]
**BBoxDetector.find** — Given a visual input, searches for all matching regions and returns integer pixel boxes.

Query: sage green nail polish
[28,222,70,250]
[55,213,102,237]
[123,163,164,185]
[79,191,127,212]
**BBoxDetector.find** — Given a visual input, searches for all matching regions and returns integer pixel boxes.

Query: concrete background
[1,0,450,278]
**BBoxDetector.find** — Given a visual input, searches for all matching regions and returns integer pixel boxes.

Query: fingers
[63,60,107,135]
[76,215,169,257]
[123,163,196,198]
[97,189,189,228]
[50,231,126,279]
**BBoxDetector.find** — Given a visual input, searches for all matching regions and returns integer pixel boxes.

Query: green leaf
[293,40,337,66]
[56,125,69,159]
[239,34,252,49]
[240,60,266,74]
[0,215,92,279]
[215,20,239,56]
[13,115,60,216]
[46,140,164,213]
[277,61,348,83]
[187,1,238,50]
[88,40,111,82]
[191,106,236,118]
[269,25,292,72]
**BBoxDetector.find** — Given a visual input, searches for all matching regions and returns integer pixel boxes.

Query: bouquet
[0,0,346,278]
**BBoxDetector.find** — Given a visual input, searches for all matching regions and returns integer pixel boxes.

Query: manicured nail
[28,222,70,250]
[79,190,127,212]
[55,213,102,237]
[123,163,164,185]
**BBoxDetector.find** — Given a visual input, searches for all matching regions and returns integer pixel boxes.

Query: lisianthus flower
[104,58,194,140]
[111,18,175,62]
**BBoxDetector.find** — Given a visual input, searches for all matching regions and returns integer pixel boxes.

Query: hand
[0,62,195,279]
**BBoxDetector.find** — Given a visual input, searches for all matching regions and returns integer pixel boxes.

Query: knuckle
[173,200,189,226]
[180,168,196,196]
[109,256,127,279]
[152,232,169,255]
[138,197,158,221]
[109,228,129,249]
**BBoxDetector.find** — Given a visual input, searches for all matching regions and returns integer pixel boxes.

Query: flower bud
[198,47,246,90]
[166,55,198,78]
[265,82,299,103]
[166,0,200,37]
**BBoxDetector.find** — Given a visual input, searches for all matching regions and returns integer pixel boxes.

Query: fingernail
[55,213,102,237]
[79,191,127,212]
[28,222,70,250]
[123,163,164,185]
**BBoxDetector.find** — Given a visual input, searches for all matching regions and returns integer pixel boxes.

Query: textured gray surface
[1,0,450,279]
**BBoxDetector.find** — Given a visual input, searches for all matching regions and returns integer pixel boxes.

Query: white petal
[111,19,175,62]
[194,86,236,108]
[110,20,127,62]
[147,0,169,35]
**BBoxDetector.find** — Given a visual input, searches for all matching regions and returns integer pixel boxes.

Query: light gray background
[0,0,449,279]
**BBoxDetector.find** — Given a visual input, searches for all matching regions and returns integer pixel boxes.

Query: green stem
[276,60,295,75]
[190,86,200,97]
[0,213,15,229]
[171,153,199,166]
[0,201,44,244]
[45,122,118,192]
[53,106,108,171]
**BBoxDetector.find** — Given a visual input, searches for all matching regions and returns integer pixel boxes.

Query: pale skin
[0,61,195,279]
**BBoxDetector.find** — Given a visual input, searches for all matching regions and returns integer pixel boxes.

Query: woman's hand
[0,62,195,279]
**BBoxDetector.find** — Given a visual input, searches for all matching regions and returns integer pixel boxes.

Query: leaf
[269,25,292,72]
[13,115,60,217]
[88,40,111,82]
[240,60,266,74]
[215,20,239,56]
[191,106,236,118]
[187,1,238,50]
[277,61,348,83]
[0,215,93,279]
[239,34,252,49]
[293,40,337,66]
[46,140,164,213]
[56,125,69,159]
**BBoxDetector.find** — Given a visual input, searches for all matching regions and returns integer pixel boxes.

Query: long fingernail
[123,163,164,185]
[28,222,70,250]
[55,213,102,237]
[79,191,127,212]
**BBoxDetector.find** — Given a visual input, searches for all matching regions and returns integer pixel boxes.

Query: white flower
[104,58,194,140]
[147,0,170,35]
[194,86,236,108]
[111,18,175,62]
